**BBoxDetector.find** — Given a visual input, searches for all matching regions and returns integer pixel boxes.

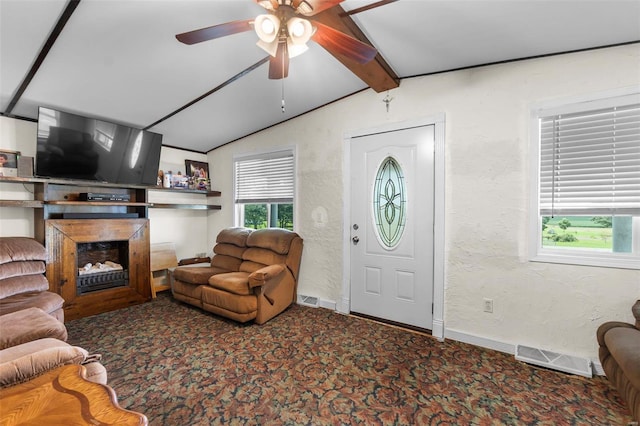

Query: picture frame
[184,160,209,180]
[0,149,19,177]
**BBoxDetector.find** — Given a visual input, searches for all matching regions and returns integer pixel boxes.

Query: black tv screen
[36,107,163,186]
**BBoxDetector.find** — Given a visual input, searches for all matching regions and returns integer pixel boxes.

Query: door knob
[352,236,360,245]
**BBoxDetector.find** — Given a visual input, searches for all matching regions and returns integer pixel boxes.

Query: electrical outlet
[483,298,493,313]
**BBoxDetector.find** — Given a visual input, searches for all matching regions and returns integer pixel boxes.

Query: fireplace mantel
[45,219,150,320]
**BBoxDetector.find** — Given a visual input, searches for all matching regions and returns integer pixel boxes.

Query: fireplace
[45,219,150,321]
[76,241,129,295]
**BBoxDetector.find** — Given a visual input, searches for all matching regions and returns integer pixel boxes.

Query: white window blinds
[235,151,294,204]
[539,102,640,216]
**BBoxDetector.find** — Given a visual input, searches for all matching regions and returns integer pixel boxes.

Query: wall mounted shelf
[147,187,221,210]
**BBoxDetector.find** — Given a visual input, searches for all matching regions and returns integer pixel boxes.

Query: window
[530,89,640,269]
[234,150,295,230]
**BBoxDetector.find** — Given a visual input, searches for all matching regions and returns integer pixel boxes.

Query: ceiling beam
[144,56,270,131]
[313,5,399,93]
[342,0,398,17]
[4,0,81,116]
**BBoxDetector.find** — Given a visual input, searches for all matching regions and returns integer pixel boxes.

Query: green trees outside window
[243,203,293,231]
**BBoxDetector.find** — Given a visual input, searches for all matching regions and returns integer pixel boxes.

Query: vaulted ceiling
[1,0,639,153]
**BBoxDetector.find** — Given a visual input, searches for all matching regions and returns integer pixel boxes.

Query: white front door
[349,125,435,329]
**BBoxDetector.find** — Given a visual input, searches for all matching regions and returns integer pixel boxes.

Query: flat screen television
[35,106,163,186]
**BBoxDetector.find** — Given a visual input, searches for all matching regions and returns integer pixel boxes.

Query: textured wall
[0,116,38,236]
[207,44,640,363]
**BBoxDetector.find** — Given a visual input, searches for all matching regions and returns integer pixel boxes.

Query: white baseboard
[318,298,336,311]
[432,318,445,342]
[318,305,606,376]
[444,329,606,377]
[444,328,516,355]
[297,298,336,311]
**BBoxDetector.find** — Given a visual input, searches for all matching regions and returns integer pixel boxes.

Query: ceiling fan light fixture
[256,39,280,57]
[287,17,313,45]
[255,14,280,43]
[287,41,309,58]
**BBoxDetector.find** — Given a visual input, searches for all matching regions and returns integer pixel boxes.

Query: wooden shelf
[0,200,44,208]
[150,203,221,210]
[147,187,221,210]
[46,201,151,207]
[148,187,221,197]
[0,176,150,189]
[1,176,222,212]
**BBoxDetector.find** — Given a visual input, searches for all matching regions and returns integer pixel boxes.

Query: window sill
[530,251,640,270]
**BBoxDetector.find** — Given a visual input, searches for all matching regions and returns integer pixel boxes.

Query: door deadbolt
[353,224,359,230]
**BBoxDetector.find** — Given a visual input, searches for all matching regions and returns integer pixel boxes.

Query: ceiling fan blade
[311,21,377,64]
[176,19,254,45]
[269,42,289,79]
[294,0,344,16]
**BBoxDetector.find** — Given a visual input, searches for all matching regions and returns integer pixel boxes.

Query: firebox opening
[77,241,129,295]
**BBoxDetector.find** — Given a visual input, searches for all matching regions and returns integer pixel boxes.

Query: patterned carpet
[66,293,632,425]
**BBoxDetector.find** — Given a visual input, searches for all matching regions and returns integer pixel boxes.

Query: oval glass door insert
[373,156,407,249]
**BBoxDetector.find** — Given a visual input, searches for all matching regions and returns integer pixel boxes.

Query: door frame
[340,114,446,341]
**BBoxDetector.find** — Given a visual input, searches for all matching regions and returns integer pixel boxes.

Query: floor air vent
[515,345,592,378]
[298,295,319,308]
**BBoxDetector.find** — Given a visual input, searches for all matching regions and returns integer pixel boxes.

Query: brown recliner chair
[0,237,65,321]
[597,300,640,422]
[172,227,303,324]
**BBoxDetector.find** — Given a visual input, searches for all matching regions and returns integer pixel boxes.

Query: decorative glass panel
[373,156,407,249]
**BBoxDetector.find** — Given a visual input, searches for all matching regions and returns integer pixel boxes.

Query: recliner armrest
[248,264,286,288]
[597,321,636,347]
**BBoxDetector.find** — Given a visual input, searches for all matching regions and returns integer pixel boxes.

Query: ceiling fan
[175,0,388,80]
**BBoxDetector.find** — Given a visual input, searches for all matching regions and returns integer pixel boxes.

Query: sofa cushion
[174,266,228,285]
[246,229,297,254]
[208,272,252,296]
[213,243,246,259]
[0,237,47,265]
[0,261,46,281]
[0,291,65,317]
[0,274,49,299]
[211,254,243,272]
[0,338,88,388]
[604,327,640,391]
[216,227,252,247]
[0,308,67,350]
[242,248,287,269]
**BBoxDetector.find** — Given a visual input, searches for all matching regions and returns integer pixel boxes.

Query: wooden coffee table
[0,364,147,425]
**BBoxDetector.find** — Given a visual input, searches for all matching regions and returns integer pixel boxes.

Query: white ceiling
[1,0,639,153]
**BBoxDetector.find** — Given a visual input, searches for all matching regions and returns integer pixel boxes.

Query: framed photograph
[0,149,19,177]
[185,160,209,180]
